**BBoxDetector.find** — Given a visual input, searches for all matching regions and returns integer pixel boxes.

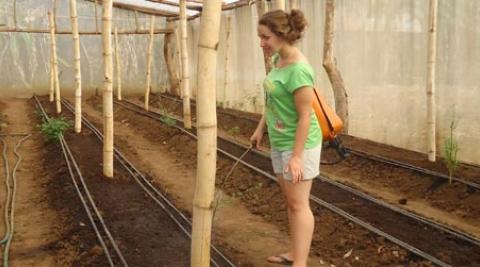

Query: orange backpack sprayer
[311,88,349,161]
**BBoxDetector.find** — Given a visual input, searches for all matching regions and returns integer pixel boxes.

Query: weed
[443,120,459,184]
[40,117,71,142]
[161,116,177,127]
[227,126,240,137]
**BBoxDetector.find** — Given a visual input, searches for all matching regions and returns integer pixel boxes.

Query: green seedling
[40,117,71,142]
[227,126,240,137]
[161,116,177,127]
[443,120,459,184]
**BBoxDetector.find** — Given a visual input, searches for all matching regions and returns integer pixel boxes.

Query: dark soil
[32,99,109,266]
[88,96,437,267]
[149,93,480,222]
[40,97,236,266]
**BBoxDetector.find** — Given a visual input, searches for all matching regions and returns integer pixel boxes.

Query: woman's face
[257,24,285,56]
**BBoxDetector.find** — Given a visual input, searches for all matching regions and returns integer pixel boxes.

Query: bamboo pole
[222,16,231,108]
[102,0,114,178]
[13,0,17,28]
[174,27,183,95]
[48,12,61,114]
[323,0,349,132]
[274,0,285,10]
[191,0,222,265]
[290,0,299,10]
[53,0,57,28]
[134,10,139,31]
[0,27,171,34]
[114,26,122,100]
[164,20,180,96]
[426,0,438,162]
[49,45,54,102]
[180,0,192,129]
[51,0,58,104]
[144,15,156,111]
[70,0,82,133]
[94,0,99,33]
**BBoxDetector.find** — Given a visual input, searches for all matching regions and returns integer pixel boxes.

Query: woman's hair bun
[259,9,308,44]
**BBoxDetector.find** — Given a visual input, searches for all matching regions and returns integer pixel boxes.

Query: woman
[250,9,322,267]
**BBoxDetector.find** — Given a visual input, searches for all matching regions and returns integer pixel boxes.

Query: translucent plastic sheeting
[114,0,199,16]
[1,0,480,164]
[184,0,480,164]
[0,0,169,97]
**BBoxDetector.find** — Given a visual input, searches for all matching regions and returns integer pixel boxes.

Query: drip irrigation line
[155,94,479,190]
[33,95,127,267]
[346,148,480,190]
[61,98,235,267]
[114,99,465,267]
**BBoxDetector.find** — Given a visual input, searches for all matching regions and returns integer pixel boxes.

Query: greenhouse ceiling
[87,0,253,17]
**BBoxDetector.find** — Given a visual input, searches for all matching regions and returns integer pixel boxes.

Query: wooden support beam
[191,0,223,265]
[70,0,83,133]
[164,20,180,96]
[0,27,172,34]
[180,0,192,129]
[114,26,122,100]
[144,15,156,111]
[102,0,114,178]
[426,0,438,162]
[48,12,61,114]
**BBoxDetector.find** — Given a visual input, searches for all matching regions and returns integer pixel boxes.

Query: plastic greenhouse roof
[105,0,245,17]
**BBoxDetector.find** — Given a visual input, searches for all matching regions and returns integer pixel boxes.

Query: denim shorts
[270,144,321,181]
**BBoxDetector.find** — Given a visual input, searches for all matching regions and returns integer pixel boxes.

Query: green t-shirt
[263,55,322,151]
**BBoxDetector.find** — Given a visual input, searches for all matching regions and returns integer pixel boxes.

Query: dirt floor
[2,95,476,266]
[81,95,439,267]
[0,99,104,266]
[149,93,480,239]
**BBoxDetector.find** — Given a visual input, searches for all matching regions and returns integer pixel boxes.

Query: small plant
[443,120,459,184]
[40,117,71,142]
[227,126,240,137]
[161,116,177,127]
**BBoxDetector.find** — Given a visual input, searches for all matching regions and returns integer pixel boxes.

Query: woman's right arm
[250,114,266,149]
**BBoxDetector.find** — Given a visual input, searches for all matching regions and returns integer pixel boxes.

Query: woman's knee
[286,197,310,212]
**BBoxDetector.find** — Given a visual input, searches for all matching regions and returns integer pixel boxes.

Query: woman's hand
[249,129,264,149]
[284,156,303,184]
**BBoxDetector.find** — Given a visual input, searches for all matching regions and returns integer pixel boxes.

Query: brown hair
[258,9,308,44]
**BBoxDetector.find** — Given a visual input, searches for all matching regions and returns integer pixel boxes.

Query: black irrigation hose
[345,148,480,190]
[34,96,128,267]
[61,98,235,267]
[59,138,116,267]
[114,99,461,267]
[158,93,480,190]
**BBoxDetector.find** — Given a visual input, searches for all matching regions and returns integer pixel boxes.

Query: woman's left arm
[284,86,314,183]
